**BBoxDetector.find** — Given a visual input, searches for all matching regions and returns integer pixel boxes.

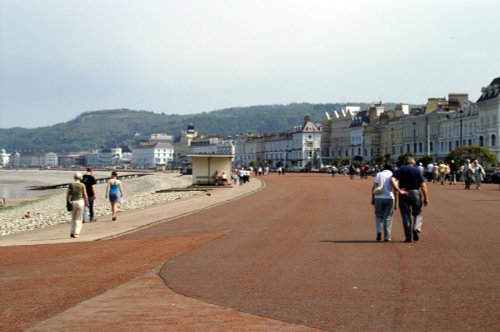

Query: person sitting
[220,172,228,185]
[213,171,229,186]
[213,171,220,185]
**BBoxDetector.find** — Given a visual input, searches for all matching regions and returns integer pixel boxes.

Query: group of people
[256,166,271,176]
[66,168,124,238]
[462,159,486,190]
[236,168,252,185]
[425,159,486,189]
[371,156,429,243]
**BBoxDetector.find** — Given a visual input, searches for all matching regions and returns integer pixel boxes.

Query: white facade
[132,142,174,168]
[476,77,500,162]
[292,120,322,169]
[236,116,322,171]
[436,108,479,159]
[265,135,292,167]
[190,140,235,156]
[99,147,123,166]
[44,152,58,167]
[233,137,265,168]
[0,149,10,166]
[321,107,360,162]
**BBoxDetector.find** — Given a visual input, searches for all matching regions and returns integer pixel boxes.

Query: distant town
[1,76,499,172]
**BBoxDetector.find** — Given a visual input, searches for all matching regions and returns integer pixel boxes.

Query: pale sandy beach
[0,170,198,236]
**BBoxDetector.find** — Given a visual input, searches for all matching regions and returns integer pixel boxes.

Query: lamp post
[390,127,394,157]
[458,109,464,147]
[413,122,417,155]
[447,109,464,148]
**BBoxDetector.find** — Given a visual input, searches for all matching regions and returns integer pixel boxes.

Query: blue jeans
[83,196,95,221]
[374,198,394,240]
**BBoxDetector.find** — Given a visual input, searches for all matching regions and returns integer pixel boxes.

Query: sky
[1,0,499,129]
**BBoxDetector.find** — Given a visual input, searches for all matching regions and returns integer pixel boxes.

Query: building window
[419,142,423,153]
[492,134,497,147]
[430,141,434,152]
[479,136,484,147]
[449,142,452,152]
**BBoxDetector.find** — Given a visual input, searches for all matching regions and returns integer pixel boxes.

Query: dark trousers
[398,190,423,240]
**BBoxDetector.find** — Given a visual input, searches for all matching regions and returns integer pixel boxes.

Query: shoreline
[0,171,198,236]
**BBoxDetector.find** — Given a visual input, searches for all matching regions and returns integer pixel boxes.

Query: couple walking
[371,156,430,242]
[66,169,125,238]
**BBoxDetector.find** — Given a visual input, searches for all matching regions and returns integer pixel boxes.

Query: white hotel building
[233,116,322,170]
[132,142,174,168]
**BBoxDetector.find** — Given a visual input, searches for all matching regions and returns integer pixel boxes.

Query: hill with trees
[0,102,394,152]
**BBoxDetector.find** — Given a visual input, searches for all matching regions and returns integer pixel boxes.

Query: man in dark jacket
[391,156,429,242]
[82,168,97,222]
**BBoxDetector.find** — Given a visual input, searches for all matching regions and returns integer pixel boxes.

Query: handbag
[373,175,385,195]
[66,200,73,212]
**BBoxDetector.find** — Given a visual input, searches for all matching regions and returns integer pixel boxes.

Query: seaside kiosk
[188,152,234,186]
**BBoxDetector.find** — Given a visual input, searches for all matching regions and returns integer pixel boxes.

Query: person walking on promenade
[472,159,486,190]
[391,156,429,242]
[360,164,368,179]
[66,172,89,238]
[349,164,356,180]
[82,167,97,222]
[105,171,124,221]
[425,162,434,182]
[463,159,473,190]
[418,162,425,178]
[432,162,439,183]
[438,161,448,185]
[371,163,397,242]
[448,160,458,185]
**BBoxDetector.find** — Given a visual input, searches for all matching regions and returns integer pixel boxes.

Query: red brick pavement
[0,173,499,331]
[158,174,499,331]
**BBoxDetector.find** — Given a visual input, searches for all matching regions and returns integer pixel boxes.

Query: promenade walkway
[0,180,261,247]
[1,174,499,331]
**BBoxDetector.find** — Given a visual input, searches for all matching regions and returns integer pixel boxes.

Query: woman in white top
[67,172,89,238]
[371,163,397,241]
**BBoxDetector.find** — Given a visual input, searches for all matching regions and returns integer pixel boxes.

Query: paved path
[0,181,261,246]
[1,174,499,331]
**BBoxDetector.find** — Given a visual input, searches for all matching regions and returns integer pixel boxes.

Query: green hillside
[0,103,387,152]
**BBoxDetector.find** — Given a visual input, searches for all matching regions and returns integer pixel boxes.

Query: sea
[0,169,74,205]
[0,169,140,207]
